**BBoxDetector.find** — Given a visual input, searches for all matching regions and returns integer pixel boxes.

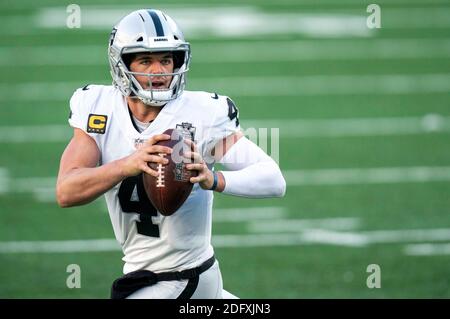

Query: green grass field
[1,0,450,298]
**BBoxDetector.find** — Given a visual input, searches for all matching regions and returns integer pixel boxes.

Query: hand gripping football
[143,128,198,216]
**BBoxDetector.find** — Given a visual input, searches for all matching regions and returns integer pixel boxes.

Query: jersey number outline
[118,175,160,238]
[227,98,239,127]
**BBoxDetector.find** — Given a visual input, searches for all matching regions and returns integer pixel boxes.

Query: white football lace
[156,153,166,188]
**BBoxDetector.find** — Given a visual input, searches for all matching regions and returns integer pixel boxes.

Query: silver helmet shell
[108,9,191,106]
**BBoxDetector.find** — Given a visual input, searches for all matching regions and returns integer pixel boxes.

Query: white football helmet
[108,9,191,107]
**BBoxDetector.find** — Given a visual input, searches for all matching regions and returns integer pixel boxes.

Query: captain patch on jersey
[87,114,108,134]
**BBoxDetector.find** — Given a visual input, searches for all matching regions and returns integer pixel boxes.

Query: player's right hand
[119,133,172,177]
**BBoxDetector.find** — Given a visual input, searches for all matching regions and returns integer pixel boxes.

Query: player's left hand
[183,139,214,190]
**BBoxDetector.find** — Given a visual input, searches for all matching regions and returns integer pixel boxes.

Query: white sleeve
[218,137,286,198]
[68,88,86,130]
[67,86,106,151]
[202,95,241,164]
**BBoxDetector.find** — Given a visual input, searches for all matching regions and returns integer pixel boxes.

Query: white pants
[127,260,237,299]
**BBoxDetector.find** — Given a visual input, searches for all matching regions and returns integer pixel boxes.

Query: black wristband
[210,171,218,191]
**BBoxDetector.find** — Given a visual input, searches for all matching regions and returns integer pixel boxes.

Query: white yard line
[1,74,449,101]
[0,167,9,194]
[0,239,120,254]
[4,39,450,66]
[301,228,450,246]
[297,228,450,247]
[0,0,446,10]
[245,114,450,137]
[2,228,450,253]
[32,5,450,32]
[403,243,450,256]
[362,228,450,244]
[191,74,450,96]
[197,39,450,62]
[212,233,321,248]
[0,170,56,202]
[383,7,450,28]
[2,166,450,203]
[0,234,322,253]
[0,125,72,143]
[12,176,57,193]
[216,228,450,248]
[0,81,81,101]
[3,4,450,36]
[32,187,58,203]
[285,167,450,186]
[35,6,370,38]
[2,114,449,144]
[213,207,286,222]
[248,217,360,232]
[299,229,369,246]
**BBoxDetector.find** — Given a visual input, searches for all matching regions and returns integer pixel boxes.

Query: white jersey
[68,85,240,274]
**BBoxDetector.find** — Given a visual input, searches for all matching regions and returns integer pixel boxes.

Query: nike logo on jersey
[82,84,90,91]
[211,93,218,99]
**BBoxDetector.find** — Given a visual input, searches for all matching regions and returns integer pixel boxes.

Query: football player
[56,9,286,299]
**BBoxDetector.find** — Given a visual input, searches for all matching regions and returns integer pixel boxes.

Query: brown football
[143,128,198,216]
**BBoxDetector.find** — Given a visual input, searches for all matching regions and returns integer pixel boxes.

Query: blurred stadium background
[1,0,450,298]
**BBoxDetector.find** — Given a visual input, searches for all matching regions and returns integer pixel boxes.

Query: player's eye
[161,58,172,66]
